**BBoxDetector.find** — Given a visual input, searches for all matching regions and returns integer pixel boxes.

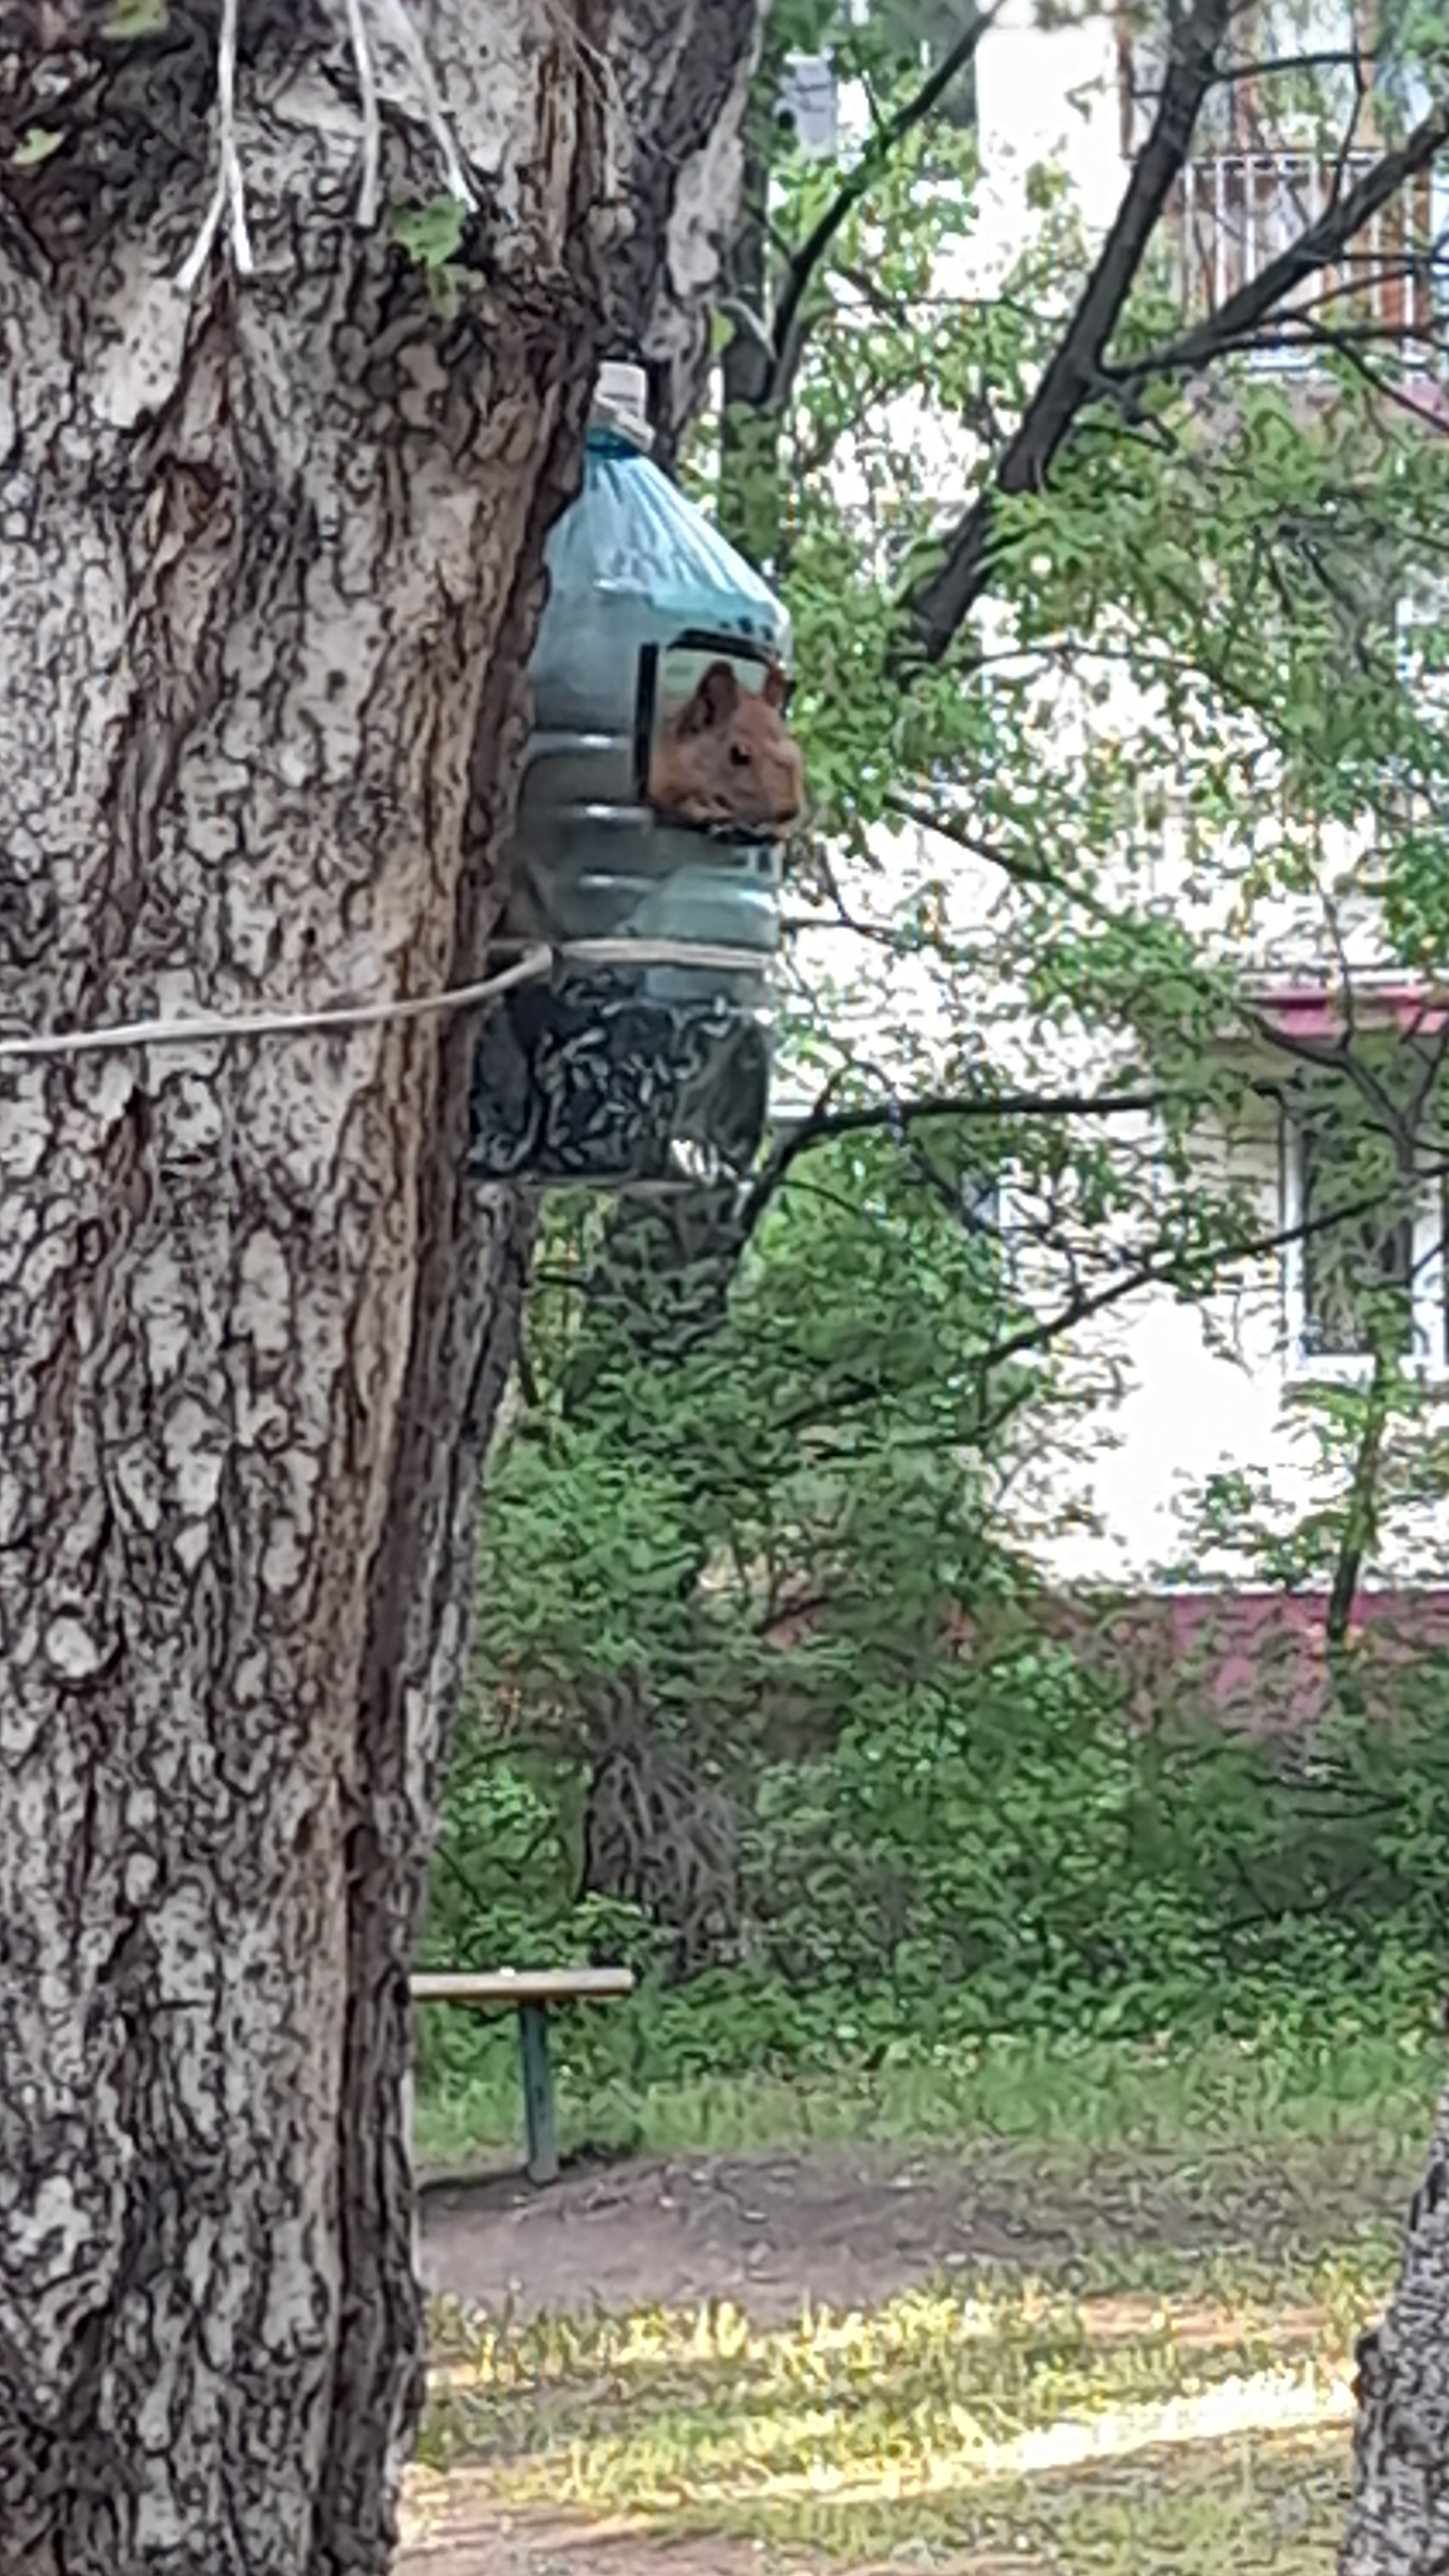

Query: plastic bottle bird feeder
[469,361,802,1189]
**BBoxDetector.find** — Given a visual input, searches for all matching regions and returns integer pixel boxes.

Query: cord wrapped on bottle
[469,362,803,1191]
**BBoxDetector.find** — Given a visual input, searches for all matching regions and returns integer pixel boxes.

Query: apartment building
[784,4,1449,1700]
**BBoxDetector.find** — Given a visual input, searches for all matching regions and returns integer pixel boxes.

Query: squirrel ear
[692,659,739,728]
[762,661,788,709]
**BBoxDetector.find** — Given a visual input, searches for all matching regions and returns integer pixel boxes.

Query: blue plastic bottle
[470,362,794,1188]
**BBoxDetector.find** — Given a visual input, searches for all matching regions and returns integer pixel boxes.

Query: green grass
[408,2022,1435,2568]
[414,2251,1381,2566]
[413,2021,1443,2177]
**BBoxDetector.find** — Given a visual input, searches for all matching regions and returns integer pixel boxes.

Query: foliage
[476,1128,1029,1774]
[696,28,1449,1558]
[421,1618,1449,2117]
[426,0,1449,2188]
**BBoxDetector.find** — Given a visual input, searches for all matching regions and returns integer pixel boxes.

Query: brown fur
[647,658,804,835]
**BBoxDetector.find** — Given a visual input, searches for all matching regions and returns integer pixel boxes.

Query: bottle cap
[592,360,653,451]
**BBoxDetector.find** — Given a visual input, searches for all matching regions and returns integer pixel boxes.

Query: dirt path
[415,2132,1405,2325]
[398,2485,1016,2576]
[397,2495,764,2576]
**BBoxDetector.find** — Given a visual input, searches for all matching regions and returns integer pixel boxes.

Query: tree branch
[739,1079,1177,1239]
[897,1155,1449,1411]
[902,22,1449,665]
[765,7,998,413]
[902,0,1234,663]
[1108,96,1449,386]
[1325,1345,1393,1713]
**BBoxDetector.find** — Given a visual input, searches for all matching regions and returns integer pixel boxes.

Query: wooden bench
[410,1967,636,2185]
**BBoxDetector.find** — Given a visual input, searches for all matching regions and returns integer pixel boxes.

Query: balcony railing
[1169,151,1435,355]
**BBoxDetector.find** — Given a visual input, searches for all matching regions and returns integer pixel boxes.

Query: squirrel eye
[729,743,752,767]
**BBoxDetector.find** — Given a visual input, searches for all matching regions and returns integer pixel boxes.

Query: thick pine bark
[0,4,761,2568]
[1341,2076,1449,2571]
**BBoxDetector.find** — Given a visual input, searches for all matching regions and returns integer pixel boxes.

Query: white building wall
[974,0,1124,261]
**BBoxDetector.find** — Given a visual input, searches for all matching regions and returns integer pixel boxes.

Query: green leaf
[11,128,62,168]
[390,194,468,272]
[100,0,169,35]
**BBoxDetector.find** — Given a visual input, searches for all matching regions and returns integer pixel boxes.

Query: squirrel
[647,658,804,837]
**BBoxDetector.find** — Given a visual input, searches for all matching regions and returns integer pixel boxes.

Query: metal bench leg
[518,2002,559,2185]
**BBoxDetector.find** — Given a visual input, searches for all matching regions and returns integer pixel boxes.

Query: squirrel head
[648,659,804,837]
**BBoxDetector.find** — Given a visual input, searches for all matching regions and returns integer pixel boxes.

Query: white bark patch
[261,1515,305,1596]
[84,1056,139,1128]
[111,1441,164,1534]
[161,1396,228,1525]
[133,1244,204,1385]
[0,1076,57,1181]
[396,341,452,428]
[6,2173,91,2287]
[91,252,193,430]
[43,1613,108,1681]
[155,1068,225,1159]
[124,1849,160,1906]
[263,2220,325,2347]
[153,1882,227,2014]
[666,64,752,305]
[235,1229,294,1361]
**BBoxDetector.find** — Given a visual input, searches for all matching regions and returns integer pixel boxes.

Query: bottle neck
[587,422,650,462]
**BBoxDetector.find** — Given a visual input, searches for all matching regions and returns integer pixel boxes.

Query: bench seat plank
[410,1969,635,2007]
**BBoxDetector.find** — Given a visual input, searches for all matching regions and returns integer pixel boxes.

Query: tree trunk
[0,5,761,2568]
[1341,2079,1449,2571]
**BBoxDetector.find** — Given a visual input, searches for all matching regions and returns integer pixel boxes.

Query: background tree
[0,5,764,2570]
[521,0,1449,1945]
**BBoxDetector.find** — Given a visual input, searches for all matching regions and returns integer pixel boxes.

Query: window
[874,0,980,131]
[1200,0,1367,148]
[1122,0,1435,347]
[775,53,839,160]
[1122,0,1370,152]
[1396,575,1449,721]
[1388,574,1449,825]
[775,5,979,158]
[1282,1090,1447,1368]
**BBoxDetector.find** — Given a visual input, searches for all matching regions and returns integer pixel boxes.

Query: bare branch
[766,8,998,413]
[750,1083,1179,1216]
[929,1154,1449,1393]
[1206,51,1368,84]
[1112,95,1449,385]
[902,0,1234,662]
[883,791,1132,927]
[902,18,1449,665]
[1325,1345,1392,1666]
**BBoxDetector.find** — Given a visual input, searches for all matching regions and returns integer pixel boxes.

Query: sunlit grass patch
[772,2425,1354,2571]
[417,2255,1378,2565]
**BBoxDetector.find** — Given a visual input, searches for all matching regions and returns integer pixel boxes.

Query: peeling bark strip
[0,4,762,2570]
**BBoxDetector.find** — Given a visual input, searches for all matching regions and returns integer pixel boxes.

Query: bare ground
[397,2490,1016,2576]
[413,2132,1406,2325]
[395,2131,1406,2573]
